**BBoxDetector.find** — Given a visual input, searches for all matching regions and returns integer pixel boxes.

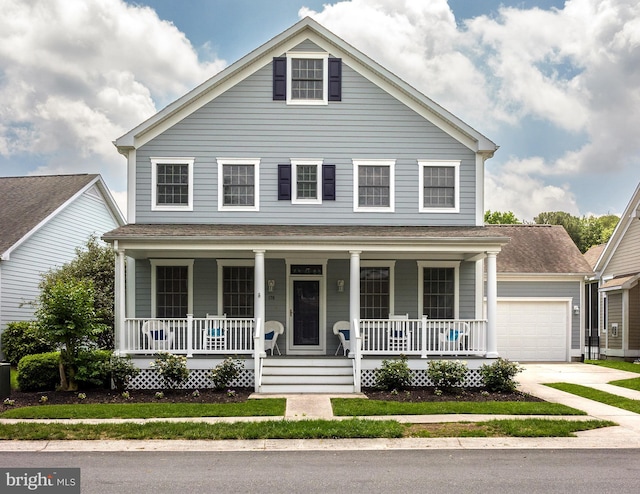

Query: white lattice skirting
[129,369,255,390]
[360,369,484,389]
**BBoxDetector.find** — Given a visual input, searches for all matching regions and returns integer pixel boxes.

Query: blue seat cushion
[207,328,223,338]
[151,330,165,340]
[265,331,274,340]
[447,330,460,341]
[339,329,350,341]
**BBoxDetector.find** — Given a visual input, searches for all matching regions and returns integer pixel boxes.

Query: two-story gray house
[104,18,587,392]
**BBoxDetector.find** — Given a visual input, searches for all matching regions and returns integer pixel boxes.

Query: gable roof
[115,17,497,156]
[0,174,125,259]
[485,224,593,275]
[594,182,640,274]
[583,243,606,270]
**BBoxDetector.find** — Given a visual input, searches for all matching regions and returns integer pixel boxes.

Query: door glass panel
[293,280,320,345]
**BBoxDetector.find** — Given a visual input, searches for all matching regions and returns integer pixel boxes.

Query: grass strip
[546,382,640,414]
[0,419,403,441]
[0,417,614,440]
[0,399,286,419]
[331,398,584,416]
[404,419,615,438]
[610,377,640,392]
[585,360,640,374]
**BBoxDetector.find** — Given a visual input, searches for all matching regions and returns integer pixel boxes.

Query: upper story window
[217,159,260,211]
[273,54,341,104]
[292,160,321,204]
[353,160,395,212]
[419,160,460,213]
[151,158,194,211]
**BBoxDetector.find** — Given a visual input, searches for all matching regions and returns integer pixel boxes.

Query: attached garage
[496,298,571,361]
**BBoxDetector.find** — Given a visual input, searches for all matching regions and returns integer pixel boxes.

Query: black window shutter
[278,164,291,200]
[322,164,336,200]
[273,57,287,101]
[328,58,342,101]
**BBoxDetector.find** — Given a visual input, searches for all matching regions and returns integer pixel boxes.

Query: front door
[289,276,325,354]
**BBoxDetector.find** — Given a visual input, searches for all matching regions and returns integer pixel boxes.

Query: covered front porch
[105,224,508,392]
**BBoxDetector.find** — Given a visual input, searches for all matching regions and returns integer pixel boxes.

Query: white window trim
[217,158,260,212]
[417,261,460,319]
[150,259,194,318]
[286,51,329,105]
[151,157,194,211]
[217,259,255,317]
[292,159,323,204]
[418,160,460,213]
[361,261,396,316]
[353,159,395,212]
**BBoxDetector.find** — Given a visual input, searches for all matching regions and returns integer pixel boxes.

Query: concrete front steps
[259,357,355,393]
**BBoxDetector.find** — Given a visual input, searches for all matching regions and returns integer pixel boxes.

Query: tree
[40,236,115,349]
[484,210,521,224]
[36,278,106,391]
[534,211,620,253]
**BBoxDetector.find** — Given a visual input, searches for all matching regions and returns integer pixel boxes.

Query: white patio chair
[333,320,351,355]
[264,320,284,355]
[141,320,174,351]
[204,314,227,351]
[388,313,410,352]
[438,323,469,352]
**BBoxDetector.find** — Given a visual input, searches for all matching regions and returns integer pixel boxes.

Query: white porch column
[349,250,361,353]
[254,250,266,355]
[114,243,126,355]
[486,251,499,358]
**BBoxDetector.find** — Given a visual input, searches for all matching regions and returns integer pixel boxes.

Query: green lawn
[546,382,640,414]
[610,377,640,392]
[585,360,640,374]
[331,398,584,416]
[0,417,614,440]
[0,399,286,419]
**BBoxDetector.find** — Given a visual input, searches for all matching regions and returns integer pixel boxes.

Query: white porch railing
[121,316,255,356]
[359,318,487,358]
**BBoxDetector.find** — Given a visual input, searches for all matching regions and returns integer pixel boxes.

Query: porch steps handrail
[253,317,264,393]
[352,317,362,393]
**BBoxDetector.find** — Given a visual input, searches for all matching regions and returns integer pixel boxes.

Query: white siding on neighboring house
[0,189,119,330]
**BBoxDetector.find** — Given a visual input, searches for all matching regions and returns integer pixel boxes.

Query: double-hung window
[360,262,395,319]
[418,261,459,319]
[151,260,193,318]
[287,53,328,104]
[353,160,395,212]
[151,158,194,211]
[292,160,322,204]
[218,159,260,211]
[218,260,254,317]
[419,160,460,212]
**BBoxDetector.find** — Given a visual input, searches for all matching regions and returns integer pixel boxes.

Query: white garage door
[496,299,570,361]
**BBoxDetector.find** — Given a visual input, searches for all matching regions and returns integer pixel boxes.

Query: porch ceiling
[103,224,509,259]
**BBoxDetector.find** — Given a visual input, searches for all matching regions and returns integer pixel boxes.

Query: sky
[1,0,639,221]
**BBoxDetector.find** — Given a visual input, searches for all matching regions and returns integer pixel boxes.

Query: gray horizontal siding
[137,56,477,226]
[497,280,582,350]
[1,192,119,331]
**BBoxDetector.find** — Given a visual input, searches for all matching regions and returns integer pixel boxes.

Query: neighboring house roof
[594,182,640,274]
[484,224,593,275]
[583,243,606,270]
[0,174,125,260]
[114,17,497,157]
[600,273,640,291]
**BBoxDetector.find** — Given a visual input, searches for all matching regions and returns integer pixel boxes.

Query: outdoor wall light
[267,279,275,292]
[337,279,345,292]
[573,305,580,315]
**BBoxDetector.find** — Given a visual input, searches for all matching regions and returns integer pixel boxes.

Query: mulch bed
[2,386,540,410]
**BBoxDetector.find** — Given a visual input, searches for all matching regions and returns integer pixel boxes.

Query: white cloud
[0,0,226,191]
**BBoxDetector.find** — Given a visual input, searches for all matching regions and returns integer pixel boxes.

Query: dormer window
[273,54,341,104]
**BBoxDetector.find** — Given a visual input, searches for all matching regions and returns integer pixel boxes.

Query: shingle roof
[485,224,593,275]
[583,243,606,270]
[102,223,509,241]
[0,174,98,255]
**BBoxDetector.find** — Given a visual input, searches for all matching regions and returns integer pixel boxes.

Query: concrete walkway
[4,363,640,451]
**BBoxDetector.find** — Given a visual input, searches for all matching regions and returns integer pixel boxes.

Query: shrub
[17,352,60,392]
[1,321,56,366]
[427,360,468,393]
[480,358,523,392]
[374,356,412,390]
[150,352,189,390]
[74,349,112,389]
[107,355,140,392]
[210,357,244,390]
